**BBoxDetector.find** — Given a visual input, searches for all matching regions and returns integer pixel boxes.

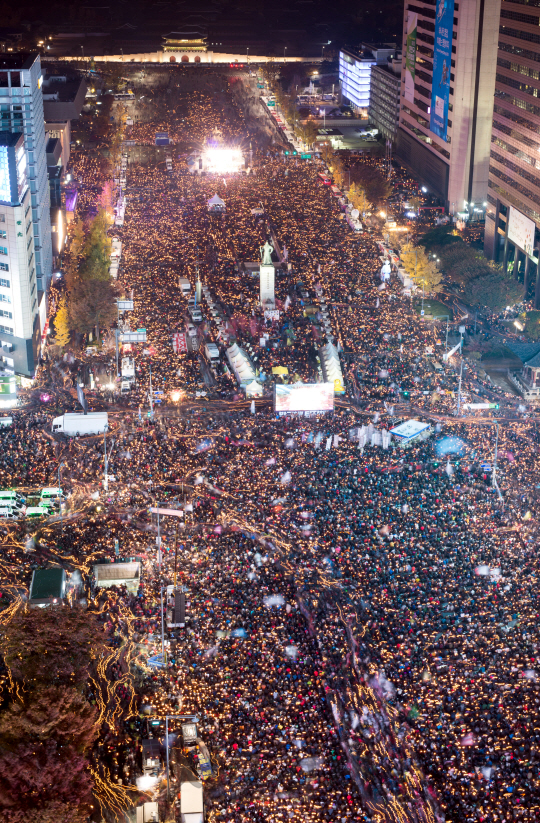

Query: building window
[0,247,7,256]
[0,214,4,223]
[0,309,12,319]
[0,263,8,272]
[0,324,13,335]
[0,278,9,288]
[0,293,10,303]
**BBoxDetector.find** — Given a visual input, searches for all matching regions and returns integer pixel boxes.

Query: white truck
[52,412,109,437]
[204,343,220,366]
[121,357,136,382]
[180,780,204,823]
[179,278,191,296]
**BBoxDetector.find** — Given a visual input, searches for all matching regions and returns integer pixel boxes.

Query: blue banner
[430,0,454,140]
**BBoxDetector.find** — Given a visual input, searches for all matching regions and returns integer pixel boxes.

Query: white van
[0,490,25,508]
[0,507,17,520]
[40,487,64,504]
[25,507,49,519]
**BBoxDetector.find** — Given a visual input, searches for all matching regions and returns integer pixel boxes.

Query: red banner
[172,333,187,354]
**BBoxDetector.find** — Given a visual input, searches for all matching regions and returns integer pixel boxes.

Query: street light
[284,46,287,61]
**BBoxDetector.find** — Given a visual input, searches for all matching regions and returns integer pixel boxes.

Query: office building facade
[0,132,40,377]
[395,0,501,211]
[484,0,540,305]
[369,58,402,141]
[339,45,397,115]
[0,54,52,294]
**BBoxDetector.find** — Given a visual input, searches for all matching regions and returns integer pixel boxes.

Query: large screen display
[508,206,536,258]
[274,383,334,415]
[430,0,455,140]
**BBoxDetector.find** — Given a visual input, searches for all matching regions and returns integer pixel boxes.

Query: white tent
[208,194,226,212]
[320,341,345,390]
[245,379,263,397]
[226,344,255,385]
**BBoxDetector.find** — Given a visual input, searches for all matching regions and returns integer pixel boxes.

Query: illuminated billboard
[274,383,334,416]
[0,146,10,204]
[508,206,536,258]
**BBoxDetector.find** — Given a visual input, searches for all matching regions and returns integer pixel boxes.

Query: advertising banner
[404,12,417,104]
[274,383,334,415]
[172,332,187,354]
[508,206,536,258]
[430,0,455,140]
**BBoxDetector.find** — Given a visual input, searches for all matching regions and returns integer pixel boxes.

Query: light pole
[103,428,108,492]
[284,46,287,62]
[58,462,64,532]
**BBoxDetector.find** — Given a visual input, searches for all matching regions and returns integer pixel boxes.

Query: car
[186,323,198,336]
[189,307,203,322]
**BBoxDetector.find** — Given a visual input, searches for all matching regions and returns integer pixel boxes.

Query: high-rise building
[0,132,40,377]
[369,56,403,141]
[484,0,540,305]
[0,54,52,295]
[395,0,501,212]
[339,44,397,116]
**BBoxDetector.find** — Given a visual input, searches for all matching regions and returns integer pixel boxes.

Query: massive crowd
[2,68,540,823]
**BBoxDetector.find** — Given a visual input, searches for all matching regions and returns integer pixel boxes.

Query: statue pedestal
[259,264,275,309]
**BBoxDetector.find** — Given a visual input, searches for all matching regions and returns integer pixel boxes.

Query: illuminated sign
[508,206,536,258]
[0,147,10,203]
[274,383,334,415]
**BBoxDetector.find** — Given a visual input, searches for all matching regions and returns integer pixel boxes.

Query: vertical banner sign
[430,0,455,140]
[172,333,187,354]
[404,12,417,104]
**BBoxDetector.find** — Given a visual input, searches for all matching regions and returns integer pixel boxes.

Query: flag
[77,383,87,413]
[172,333,187,354]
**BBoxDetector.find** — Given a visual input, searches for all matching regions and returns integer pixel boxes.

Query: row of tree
[54,208,118,350]
[417,226,523,311]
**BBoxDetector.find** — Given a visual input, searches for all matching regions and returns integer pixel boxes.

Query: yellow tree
[54,295,71,349]
[348,182,371,216]
[399,242,442,293]
[331,154,345,188]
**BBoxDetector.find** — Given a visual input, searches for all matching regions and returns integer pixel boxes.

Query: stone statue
[259,239,274,266]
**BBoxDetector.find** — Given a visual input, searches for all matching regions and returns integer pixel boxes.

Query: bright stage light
[204,147,243,173]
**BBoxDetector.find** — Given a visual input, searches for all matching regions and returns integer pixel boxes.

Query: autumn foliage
[0,605,105,821]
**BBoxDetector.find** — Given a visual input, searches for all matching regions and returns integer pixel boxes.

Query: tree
[349,163,392,209]
[399,242,442,293]
[0,739,94,823]
[69,276,118,343]
[54,295,71,349]
[524,310,540,340]
[81,209,112,282]
[0,606,105,823]
[463,266,524,311]
[348,182,371,216]
[0,605,106,689]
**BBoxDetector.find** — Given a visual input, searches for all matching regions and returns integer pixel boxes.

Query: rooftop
[0,52,37,71]
[30,567,65,601]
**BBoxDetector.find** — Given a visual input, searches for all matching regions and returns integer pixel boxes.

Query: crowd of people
[2,68,540,823]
